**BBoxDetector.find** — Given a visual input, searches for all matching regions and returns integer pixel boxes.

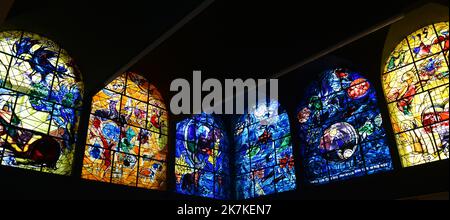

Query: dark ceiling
[3,0,206,94]
[3,0,449,97]
[129,0,448,96]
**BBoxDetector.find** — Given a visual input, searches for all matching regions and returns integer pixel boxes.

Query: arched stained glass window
[297,69,393,184]
[0,31,83,175]
[234,101,296,199]
[82,72,168,189]
[382,22,449,167]
[175,113,230,199]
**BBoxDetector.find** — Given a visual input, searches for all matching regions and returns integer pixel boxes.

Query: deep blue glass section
[175,113,230,199]
[297,69,393,185]
[234,101,296,199]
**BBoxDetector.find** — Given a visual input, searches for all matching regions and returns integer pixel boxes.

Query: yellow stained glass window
[82,72,167,190]
[382,22,449,167]
[0,31,83,175]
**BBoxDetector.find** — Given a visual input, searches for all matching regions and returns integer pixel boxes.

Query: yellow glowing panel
[431,121,449,161]
[384,39,414,72]
[387,91,434,133]
[382,64,422,102]
[120,96,147,128]
[430,85,449,114]
[106,73,126,94]
[0,31,22,56]
[433,22,449,53]
[0,31,83,175]
[2,135,42,172]
[395,127,441,166]
[140,133,168,161]
[91,89,121,119]
[149,98,166,109]
[383,22,449,167]
[407,24,442,60]
[147,106,168,134]
[0,88,16,123]
[111,152,138,186]
[41,138,74,175]
[0,53,11,83]
[415,53,449,91]
[82,145,112,182]
[14,95,51,133]
[138,158,166,189]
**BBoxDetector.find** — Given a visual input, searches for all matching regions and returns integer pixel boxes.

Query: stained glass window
[234,101,296,199]
[0,31,83,175]
[82,72,168,189]
[382,22,449,167]
[297,69,393,184]
[175,113,230,199]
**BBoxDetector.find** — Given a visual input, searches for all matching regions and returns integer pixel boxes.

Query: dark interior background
[0,0,448,199]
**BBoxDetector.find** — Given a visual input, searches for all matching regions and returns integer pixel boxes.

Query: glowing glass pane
[234,101,296,199]
[0,31,83,175]
[384,39,414,72]
[407,24,443,60]
[175,113,230,199]
[126,72,149,102]
[382,22,449,167]
[83,72,167,190]
[120,96,147,128]
[298,69,393,184]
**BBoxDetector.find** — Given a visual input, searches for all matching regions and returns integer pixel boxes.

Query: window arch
[0,31,83,175]
[297,69,393,184]
[382,22,449,167]
[234,101,296,199]
[175,113,230,199]
[82,72,168,189]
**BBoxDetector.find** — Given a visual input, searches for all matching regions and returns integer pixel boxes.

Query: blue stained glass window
[175,113,230,199]
[297,68,393,184]
[234,101,296,199]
